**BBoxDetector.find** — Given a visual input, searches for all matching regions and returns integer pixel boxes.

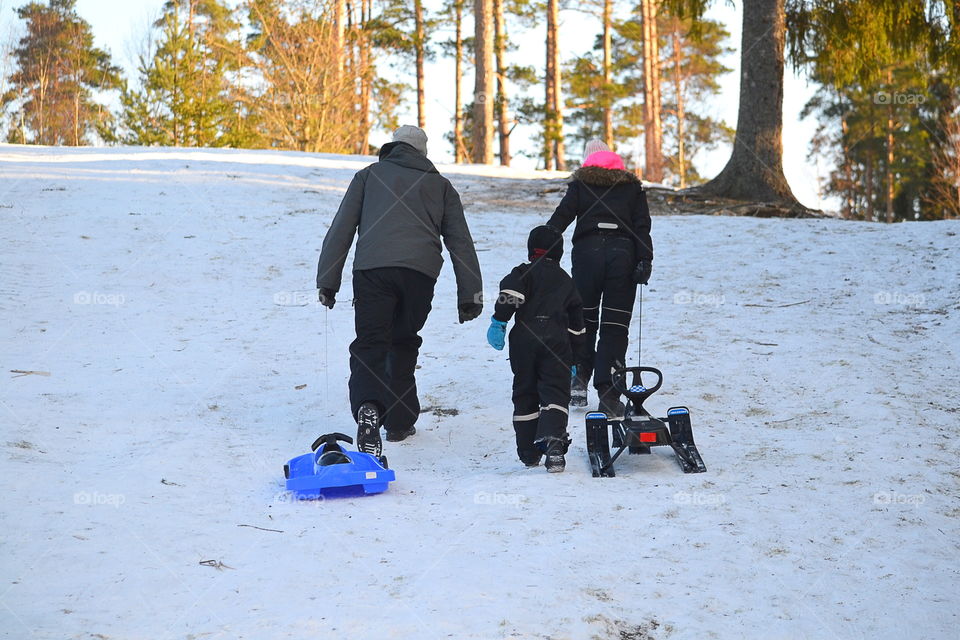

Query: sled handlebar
[311,432,354,451]
[614,366,663,403]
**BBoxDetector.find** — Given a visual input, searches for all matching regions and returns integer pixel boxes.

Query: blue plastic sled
[283,433,395,499]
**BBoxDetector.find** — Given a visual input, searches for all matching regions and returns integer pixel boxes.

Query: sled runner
[283,432,395,498]
[585,366,706,477]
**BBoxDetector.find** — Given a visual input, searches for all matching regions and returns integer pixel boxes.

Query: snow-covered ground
[1,145,958,640]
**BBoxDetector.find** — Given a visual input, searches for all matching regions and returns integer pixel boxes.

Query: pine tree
[659,12,733,186]
[473,0,496,163]
[493,0,510,165]
[801,49,957,221]
[640,0,663,181]
[356,0,376,153]
[414,0,427,128]
[787,0,959,220]
[121,0,240,147]
[3,0,121,146]
[544,0,565,169]
[440,0,470,161]
[365,0,434,130]
[601,0,614,147]
[565,5,732,184]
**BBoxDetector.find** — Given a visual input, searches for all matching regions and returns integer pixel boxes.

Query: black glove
[458,302,483,324]
[632,261,652,285]
[318,287,336,309]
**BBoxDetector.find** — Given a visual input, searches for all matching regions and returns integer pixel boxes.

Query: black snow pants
[349,267,436,432]
[571,233,637,389]
[509,319,572,458]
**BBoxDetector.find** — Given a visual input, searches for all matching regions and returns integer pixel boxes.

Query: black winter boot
[518,449,543,467]
[385,426,416,442]
[597,384,625,420]
[571,372,588,407]
[356,402,383,457]
[539,437,570,473]
[544,452,565,472]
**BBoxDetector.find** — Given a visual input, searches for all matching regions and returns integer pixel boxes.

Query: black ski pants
[349,267,436,432]
[509,321,572,458]
[571,233,637,389]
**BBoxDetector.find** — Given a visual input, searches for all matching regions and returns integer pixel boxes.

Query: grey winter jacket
[316,142,483,304]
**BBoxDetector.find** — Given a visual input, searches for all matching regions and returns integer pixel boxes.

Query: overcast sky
[0,0,827,209]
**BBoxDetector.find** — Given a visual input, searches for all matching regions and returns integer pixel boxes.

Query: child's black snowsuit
[494,226,586,461]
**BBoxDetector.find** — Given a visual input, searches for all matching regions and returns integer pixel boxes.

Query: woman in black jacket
[545,142,653,418]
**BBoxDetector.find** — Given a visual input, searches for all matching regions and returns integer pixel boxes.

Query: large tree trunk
[494,0,511,166]
[602,0,613,148]
[698,0,802,206]
[552,0,565,171]
[358,0,372,154]
[546,0,565,170]
[346,0,357,146]
[453,1,466,162]
[641,0,663,182]
[651,4,662,176]
[671,17,685,188]
[414,0,426,128]
[544,8,555,171]
[473,0,495,163]
[334,0,345,78]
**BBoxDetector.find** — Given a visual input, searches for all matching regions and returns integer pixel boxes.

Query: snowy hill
[2,145,959,640]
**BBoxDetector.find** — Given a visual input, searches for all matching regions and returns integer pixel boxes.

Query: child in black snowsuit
[486,226,586,472]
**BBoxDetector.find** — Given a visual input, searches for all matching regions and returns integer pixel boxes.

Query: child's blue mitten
[487,317,507,350]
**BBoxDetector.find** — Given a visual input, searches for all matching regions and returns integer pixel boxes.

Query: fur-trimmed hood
[571,165,641,187]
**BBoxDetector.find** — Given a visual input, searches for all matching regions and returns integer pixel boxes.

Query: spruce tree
[3,0,121,145]
[121,0,239,147]
[787,0,959,220]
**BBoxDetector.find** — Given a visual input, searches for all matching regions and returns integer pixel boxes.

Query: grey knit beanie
[584,139,610,159]
[393,125,428,155]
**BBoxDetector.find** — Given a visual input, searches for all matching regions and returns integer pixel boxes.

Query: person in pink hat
[544,139,653,417]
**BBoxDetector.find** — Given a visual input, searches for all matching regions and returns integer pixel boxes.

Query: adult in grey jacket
[316,126,483,456]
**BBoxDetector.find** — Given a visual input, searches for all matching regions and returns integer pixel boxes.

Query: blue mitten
[486,317,507,350]
[571,365,578,378]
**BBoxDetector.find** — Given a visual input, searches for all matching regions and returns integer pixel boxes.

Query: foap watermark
[873,491,925,506]
[474,490,524,507]
[474,290,523,308]
[74,491,126,508]
[273,490,326,505]
[873,291,926,307]
[273,290,316,307]
[673,290,725,307]
[674,490,726,506]
[874,91,926,105]
[74,291,125,307]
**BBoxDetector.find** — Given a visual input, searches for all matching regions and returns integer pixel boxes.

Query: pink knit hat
[582,150,625,171]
